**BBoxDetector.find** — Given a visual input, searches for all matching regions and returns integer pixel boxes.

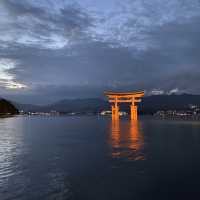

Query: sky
[0,0,200,104]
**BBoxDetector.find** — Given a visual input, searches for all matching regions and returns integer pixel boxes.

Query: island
[0,99,19,115]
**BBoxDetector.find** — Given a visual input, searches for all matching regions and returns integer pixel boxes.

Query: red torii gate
[105,91,145,120]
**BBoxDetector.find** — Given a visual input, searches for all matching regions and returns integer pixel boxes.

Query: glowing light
[110,120,144,160]
[5,81,28,89]
[0,59,28,90]
[0,59,15,81]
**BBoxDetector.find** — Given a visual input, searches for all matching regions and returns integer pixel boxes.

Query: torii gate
[105,91,145,120]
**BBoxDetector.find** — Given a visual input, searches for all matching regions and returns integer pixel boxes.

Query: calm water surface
[1,116,200,200]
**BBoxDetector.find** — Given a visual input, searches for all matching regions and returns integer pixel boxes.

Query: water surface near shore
[0,116,200,200]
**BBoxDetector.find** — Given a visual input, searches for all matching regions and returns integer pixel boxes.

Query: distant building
[188,104,198,110]
[100,110,128,116]
[119,111,128,116]
[154,109,200,120]
[100,110,112,115]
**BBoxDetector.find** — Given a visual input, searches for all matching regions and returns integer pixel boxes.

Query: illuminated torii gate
[105,91,145,120]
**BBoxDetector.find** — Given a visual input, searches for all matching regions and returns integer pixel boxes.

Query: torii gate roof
[105,91,145,98]
[105,90,144,95]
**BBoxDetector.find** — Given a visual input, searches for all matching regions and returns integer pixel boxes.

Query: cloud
[0,0,92,49]
[150,89,165,95]
[168,88,180,95]
[0,0,200,103]
[0,58,28,90]
[87,0,200,50]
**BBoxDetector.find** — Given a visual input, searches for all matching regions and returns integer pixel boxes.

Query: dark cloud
[0,0,200,103]
[146,16,200,90]
[1,0,45,16]
[0,0,92,49]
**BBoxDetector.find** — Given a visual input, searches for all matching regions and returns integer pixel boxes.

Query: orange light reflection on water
[110,119,145,161]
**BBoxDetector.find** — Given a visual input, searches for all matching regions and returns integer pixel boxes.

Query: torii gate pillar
[130,105,138,121]
[112,105,119,120]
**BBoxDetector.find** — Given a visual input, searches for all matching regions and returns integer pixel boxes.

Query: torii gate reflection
[105,91,145,120]
[110,119,145,160]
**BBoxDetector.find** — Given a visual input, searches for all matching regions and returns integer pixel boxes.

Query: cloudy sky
[0,0,200,104]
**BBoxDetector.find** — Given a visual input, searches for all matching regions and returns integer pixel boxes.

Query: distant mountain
[14,94,200,114]
[0,99,19,115]
[44,98,110,113]
[14,102,43,112]
[140,94,200,114]
[15,98,110,113]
